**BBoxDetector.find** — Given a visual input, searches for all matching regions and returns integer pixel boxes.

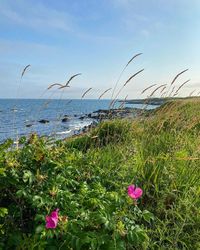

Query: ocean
[0,99,158,143]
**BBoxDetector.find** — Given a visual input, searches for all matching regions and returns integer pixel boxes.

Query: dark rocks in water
[82,126,88,132]
[38,119,49,124]
[62,117,69,122]
[91,120,98,126]
[93,109,110,114]
[79,116,85,120]
[26,124,33,127]
[80,121,99,133]
[86,108,145,120]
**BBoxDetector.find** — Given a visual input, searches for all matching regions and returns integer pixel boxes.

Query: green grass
[0,98,200,249]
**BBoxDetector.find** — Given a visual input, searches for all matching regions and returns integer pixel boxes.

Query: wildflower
[45,208,59,229]
[128,185,143,200]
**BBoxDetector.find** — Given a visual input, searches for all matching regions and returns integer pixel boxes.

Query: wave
[55,130,72,135]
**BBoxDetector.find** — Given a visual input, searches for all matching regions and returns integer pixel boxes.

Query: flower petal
[127,185,135,198]
[45,209,59,229]
[51,211,58,219]
[46,217,58,229]
[45,216,50,223]
[134,187,143,199]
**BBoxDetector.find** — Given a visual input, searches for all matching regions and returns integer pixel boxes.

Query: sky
[0,0,200,99]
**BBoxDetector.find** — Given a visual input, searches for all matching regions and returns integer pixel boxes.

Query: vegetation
[0,98,200,249]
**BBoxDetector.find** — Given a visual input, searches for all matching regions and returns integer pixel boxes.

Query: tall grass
[1,55,200,249]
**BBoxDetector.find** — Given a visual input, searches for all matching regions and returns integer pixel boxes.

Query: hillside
[0,98,200,249]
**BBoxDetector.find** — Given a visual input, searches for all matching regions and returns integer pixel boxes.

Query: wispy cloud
[0,0,74,33]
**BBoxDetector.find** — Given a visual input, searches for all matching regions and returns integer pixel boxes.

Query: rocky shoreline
[75,107,152,134]
[19,106,155,143]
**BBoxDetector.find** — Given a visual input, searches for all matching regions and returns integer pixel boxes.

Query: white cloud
[0,0,73,33]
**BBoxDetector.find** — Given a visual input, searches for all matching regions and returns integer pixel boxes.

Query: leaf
[142,210,154,223]
[23,170,34,184]
[34,214,45,222]
[35,225,45,234]
[0,208,8,217]
[16,189,27,198]
[106,240,126,250]
[0,168,6,176]
[32,195,44,207]
[75,238,82,250]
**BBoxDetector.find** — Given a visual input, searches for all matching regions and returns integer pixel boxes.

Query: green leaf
[106,240,126,250]
[142,210,154,223]
[0,168,6,176]
[23,170,34,184]
[32,195,44,207]
[75,238,81,250]
[35,225,45,234]
[0,208,8,217]
[16,189,27,198]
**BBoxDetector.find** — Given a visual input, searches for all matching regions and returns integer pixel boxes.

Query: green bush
[0,99,200,249]
[0,135,149,249]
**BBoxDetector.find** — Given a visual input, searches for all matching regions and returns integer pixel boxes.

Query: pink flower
[45,208,59,229]
[128,185,143,200]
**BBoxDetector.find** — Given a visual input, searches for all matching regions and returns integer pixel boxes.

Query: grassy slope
[0,98,200,249]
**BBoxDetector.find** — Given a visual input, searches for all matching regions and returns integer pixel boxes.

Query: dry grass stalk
[98,88,112,99]
[109,99,119,109]
[149,84,167,97]
[118,95,128,109]
[126,53,143,67]
[124,69,144,86]
[21,64,31,78]
[66,100,72,105]
[58,85,70,89]
[110,69,144,109]
[174,79,190,95]
[59,73,81,89]
[170,69,188,85]
[47,83,63,90]
[111,53,142,99]
[141,84,157,94]
[109,99,115,109]
[91,135,98,139]
[160,85,167,93]
[81,88,92,98]
[189,90,196,97]
[169,86,176,97]
[161,91,167,97]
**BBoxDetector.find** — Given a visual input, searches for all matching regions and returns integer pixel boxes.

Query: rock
[38,119,49,124]
[62,117,69,122]
[82,126,87,132]
[26,124,33,127]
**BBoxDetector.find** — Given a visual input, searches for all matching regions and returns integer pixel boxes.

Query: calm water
[0,99,158,143]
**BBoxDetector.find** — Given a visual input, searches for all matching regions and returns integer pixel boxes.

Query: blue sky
[0,0,200,99]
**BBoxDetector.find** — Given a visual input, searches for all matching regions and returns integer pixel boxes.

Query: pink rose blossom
[128,185,143,200]
[45,208,59,229]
